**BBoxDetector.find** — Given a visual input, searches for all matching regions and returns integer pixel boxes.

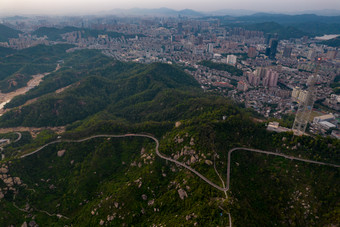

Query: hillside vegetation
[1,52,200,127]
[321,36,340,47]
[0,47,339,226]
[199,60,243,76]
[0,103,338,226]
[0,24,21,42]
[0,44,73,93]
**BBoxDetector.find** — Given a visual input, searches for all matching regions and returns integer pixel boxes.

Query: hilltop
[0,51,200,127]
[0,24,22,42]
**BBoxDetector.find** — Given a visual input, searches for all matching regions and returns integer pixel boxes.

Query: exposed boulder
[177,188,188,200]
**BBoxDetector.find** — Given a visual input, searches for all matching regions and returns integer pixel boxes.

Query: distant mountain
[237,13,340,24]
[104,8,340,18]
[178,9,204,17]
[226,21,310,40]
[32,26,81,41]
[293,22,340,36]
[214,13,340,38]
[104,7,204,17]
[209,9,257,16]
[296,9,340,16]
[0,24,22,42]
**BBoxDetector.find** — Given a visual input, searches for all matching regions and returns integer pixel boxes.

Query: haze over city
[1,0,340,15]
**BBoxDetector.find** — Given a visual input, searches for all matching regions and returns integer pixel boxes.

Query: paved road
[18,133,340,227]
[20,133,228,190]
[14,132,22,143]
[226,147,340,191]
[20,134,340,194]
[20,134,155,158]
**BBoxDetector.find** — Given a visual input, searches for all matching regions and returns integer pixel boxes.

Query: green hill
[199,60,243,76]
[321,36,340,47]
[32,26,81,41]
[0,44,73,93]
[0,47,339,226]
[0,46,16,57]
[243,22,310,40]
[0,52,200,127]
[0,24,22,42]
[0,102,338,226]
[330,75,340,94]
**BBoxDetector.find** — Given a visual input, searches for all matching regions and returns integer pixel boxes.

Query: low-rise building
[313,114,335,124]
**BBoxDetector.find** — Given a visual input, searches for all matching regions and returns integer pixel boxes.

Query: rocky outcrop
[0,163,23,201]
[57,150,66,157]
[177,188,188,200]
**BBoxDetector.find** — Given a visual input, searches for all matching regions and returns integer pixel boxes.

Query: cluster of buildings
[1,15,339,138]
[311,113,339,138]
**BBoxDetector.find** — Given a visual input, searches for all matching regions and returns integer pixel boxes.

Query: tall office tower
[292,60,320,135]
[268,38,278,59]
[248,46,257,58]
[283,46,292,58]
[178,22,183,35]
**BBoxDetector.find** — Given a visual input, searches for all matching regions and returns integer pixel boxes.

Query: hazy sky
[1,0,340,15]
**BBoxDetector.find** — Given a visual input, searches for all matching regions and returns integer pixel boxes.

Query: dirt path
[0,64,61,116]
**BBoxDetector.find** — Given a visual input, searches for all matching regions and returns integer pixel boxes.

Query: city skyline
[1,0,340,15]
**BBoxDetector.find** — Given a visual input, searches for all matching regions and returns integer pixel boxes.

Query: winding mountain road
[14,132,22,143]
[20,134,340,193]
[16,133,340,226]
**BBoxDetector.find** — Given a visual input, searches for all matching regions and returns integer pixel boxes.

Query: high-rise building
[266,38,278,59]
[208,43,214,53]
[326,50,338,60]
[265,33,272,45]
[226,55,237,66]
[292,87,301,100]
[198,36,203,45]
[307,49,316,60]
[292,75,317,135]
[292,59,321,136]
[178,22,183,35]
[254,67,267,80]
[262,69,278,87]
[247,72,260,87]
[248,46,257,58]
[283,46,292,58]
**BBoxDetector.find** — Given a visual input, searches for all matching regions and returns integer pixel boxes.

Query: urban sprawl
[1,16,339,138]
